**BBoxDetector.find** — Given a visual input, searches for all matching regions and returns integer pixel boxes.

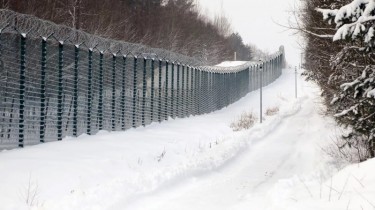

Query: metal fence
[0,10,285,148]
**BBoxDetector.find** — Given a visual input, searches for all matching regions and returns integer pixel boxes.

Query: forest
[0,0,253,64]
[300,0,375,161]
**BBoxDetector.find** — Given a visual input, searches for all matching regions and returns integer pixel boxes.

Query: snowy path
[0,68,340,210]
[112,73,335,209]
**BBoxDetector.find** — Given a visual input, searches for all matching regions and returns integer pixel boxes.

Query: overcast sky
[197,0,303,66]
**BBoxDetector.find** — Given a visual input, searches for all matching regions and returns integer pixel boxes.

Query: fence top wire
[0,9,284,74]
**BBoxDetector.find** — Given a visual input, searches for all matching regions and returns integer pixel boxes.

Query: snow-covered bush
[230,112,257,131]
[318,0,375,159]
[323,134,370,163]
[265,106,280,116]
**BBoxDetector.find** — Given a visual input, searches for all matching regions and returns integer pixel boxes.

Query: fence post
[73,46,79,136]
[39,38,47,143]
[98,52,104,131]
[132,56,137,128]
[18,34,26,147]
[121,56,126,130]
[112,53,117,130]
[220,73,223,109]
[273,59,276,81]
[212,72,216,110]
[87,49,93,135]
[171,63,175,118]
[247,68,250,93]
[57,41,64,141]
[209,71,213,112]
[196,68,200,114]
[226,72,229,106]
[264,63,267,85]
[225,73,229,106]
[176,63,180,118]
[247,67,251,93]
[200,70,204,113]
[203,71,207,113]
[150,59,155,122]
[141,58,147,126]
[250,67,253,91]
[185,66,190,117]
[158,59,162,123]
[208,71,212,113]
[190,67,194,116]
[164,61,169,120]
[181,65,185,117]
[260,63,263,124]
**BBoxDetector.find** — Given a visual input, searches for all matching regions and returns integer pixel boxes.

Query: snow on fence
[0,9,285,148]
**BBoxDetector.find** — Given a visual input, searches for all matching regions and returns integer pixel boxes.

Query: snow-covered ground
[1,67,374,210]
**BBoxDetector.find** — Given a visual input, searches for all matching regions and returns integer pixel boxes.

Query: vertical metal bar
[208,72,212,112]
[260,64,263,124]
[247,67,251,92]
[150,59,155,122]
[190,67,194,116]
[201,70,204,113]
[238,71,241,98]
[228,73,231,104]
[98,52,104,130]
[274,59,276,80]
[111,54,116,131]
[181,65,185,117]
[235,72,237,100]
[73,46,79,136]
[228,73,231,105]
[198,70,203,115]
[224,73,228,107]
[194,68,200,115]
[207,71,211,113]
[208,71,211,112]
[219,72,222,107]
[231,73,234,103]
[18,34,26,147]
[132,56,137,128]
[203,71,207,113]
[266,61,269,85]
[188,66,191,114]
[220,72,224,109]
[176,63,180,118]
[158,60,162,123]
[250,67,253,91]
[171,63,175,118]
[141,58,147,126]
[86,49,93,135]
[247,68,250,93]
[57,42,64,141]
[164,61,169,121]
[185,66,190,117]
[263,62,266,86]
[212,72,216,110]
[121,56,126,130]
[39,38,47,143]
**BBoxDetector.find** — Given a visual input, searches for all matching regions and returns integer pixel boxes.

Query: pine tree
[318,0,375,159]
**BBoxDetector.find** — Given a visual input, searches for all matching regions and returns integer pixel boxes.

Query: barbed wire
[0,9,284,73]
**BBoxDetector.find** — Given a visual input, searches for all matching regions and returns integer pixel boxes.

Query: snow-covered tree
[318,0,375,159]
[317,0,375,50]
